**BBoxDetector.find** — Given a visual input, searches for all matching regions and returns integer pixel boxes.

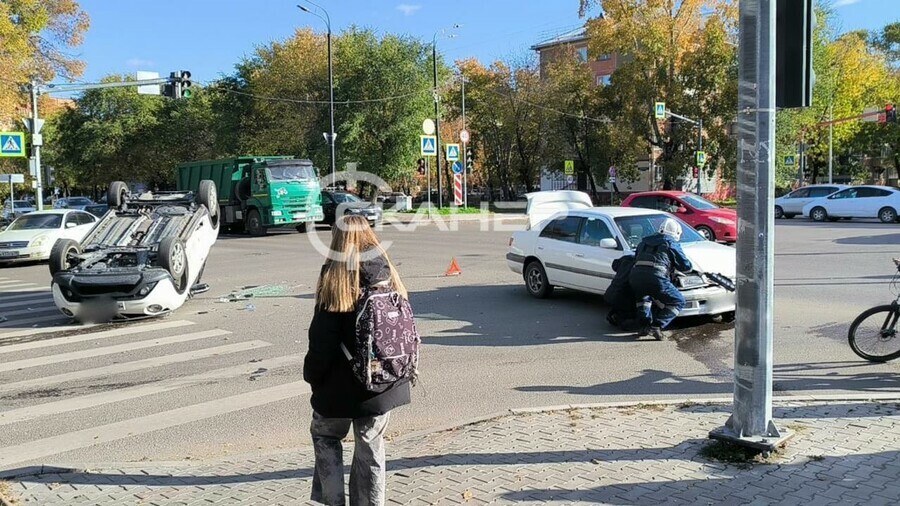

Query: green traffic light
[182,88,192,99]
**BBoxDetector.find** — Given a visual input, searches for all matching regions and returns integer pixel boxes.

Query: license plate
[367,215,377,221]
[0,251,17,257]
[117,302,127,311]
[292,213,307,220]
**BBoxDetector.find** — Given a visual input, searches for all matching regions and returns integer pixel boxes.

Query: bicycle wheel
[848,304,900,362]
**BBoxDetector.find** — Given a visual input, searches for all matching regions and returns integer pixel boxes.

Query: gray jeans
[310,411,390,506]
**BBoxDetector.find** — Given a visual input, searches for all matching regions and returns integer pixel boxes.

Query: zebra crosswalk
[0,279,309,472]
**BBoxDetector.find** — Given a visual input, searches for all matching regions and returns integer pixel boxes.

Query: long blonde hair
[316,215,408,312]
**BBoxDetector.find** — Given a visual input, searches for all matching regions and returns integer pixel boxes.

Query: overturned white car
[50,181,219,322]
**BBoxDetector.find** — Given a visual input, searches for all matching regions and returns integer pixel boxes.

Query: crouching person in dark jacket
[605,254,639,329]
[629,218,693,340]
[304,215,411,506]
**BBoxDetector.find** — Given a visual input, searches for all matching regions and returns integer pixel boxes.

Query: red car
[620,191,737,243]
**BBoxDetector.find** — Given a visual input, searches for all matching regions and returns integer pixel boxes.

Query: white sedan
[802,185,900,223]
[0,210,97,264]
[507,192,736,318]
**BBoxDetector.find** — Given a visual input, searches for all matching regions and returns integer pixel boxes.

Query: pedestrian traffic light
[692,167,699,179]
[887,104,897,124]
[416,158,425,175]
[466,149,473,173]
[776,0,816,108]
[179,71,192,98]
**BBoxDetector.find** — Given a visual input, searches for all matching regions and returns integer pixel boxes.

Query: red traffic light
[692,167,699,178]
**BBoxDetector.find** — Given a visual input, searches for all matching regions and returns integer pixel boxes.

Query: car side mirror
[599,238,618,249]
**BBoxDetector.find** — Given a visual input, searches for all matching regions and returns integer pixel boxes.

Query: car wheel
[774,206,784,219]
[107,181,128,208]
[810,207,828,222]
[49,239,81,276]
[696,225,715,241]
[198,180,219,226]
[713,311,736,324]
[878,207,897,224]
[246,209,266,236]
[158,236,188,292]
[524,261,553,299]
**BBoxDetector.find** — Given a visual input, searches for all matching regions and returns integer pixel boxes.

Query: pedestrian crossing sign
[654,102,666,120]
[696,150,707,167]
[420,135,437,156]
[784,155,796,166]
[0,132,25,157]
[446,143,460,162]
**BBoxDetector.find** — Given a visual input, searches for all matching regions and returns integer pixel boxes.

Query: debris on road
[249,367,268,381]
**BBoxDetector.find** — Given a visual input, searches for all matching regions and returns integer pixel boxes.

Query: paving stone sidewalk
[3,399,900,505]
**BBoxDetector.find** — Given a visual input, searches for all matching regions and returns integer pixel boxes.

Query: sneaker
[650,326,666,341]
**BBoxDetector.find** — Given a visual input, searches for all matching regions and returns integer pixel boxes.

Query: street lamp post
[432,25,460,209]
[298,2,336,175]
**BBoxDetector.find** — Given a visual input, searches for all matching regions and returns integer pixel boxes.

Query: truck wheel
[297,222,311,234]
[246,209,266,236]
[49,239,81,276]
[198,180,219,226]
[108,181,128,208]
[158,236,188,291]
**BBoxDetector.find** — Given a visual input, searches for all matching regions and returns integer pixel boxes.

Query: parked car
[2,199,36,221]
[50,180,219,322]
[321,190,382,225]
[83,204,109,217]
[774,184,847,219]
[54,196,95,210]
[620,191,737,243]
[802,185,900,223]
[507,191,736,319]
[0,210,97,265]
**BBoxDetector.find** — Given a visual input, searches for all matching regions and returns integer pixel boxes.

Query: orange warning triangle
[444,257,462,276]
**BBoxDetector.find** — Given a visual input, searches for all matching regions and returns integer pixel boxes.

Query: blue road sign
[420,135,437,156]
[784,155,796,166]
[446,143,460,162]
[452,161,463,174]
[0,132,25,158]
[654,102,666,120]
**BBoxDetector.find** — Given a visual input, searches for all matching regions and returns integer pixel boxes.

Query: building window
[576,47,588,62]
[596,75,611,86]
[597,53,612,61]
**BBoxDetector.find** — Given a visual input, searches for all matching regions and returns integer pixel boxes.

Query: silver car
[774,184,847,219]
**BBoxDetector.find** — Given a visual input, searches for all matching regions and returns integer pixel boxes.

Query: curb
[8,393,900,479]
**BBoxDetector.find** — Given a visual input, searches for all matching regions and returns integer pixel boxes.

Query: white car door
[823,188,857,217]
[568,216,621,293]
[534,215,585,288]
[855,187,893,218]
[782,188,811,214]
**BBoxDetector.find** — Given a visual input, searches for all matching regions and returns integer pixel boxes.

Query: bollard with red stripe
[454,173,463,206]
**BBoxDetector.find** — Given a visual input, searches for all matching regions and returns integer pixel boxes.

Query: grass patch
[397,207,485,215]
[0,480,18,505]
[699,440,778,465]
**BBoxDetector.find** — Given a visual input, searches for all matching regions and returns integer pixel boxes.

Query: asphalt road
[1,215,899,472]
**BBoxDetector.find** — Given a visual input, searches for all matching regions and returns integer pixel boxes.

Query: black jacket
[303,255,411,419]
[631,234,693,279]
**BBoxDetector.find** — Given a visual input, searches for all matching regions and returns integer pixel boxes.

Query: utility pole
[828,103,833,184]
[710,0,789,451]
[432,40,443,209]
[29,81,44,210]
[461,75,467,208]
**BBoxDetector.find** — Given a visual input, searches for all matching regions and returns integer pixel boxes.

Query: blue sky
[72,0,890,85]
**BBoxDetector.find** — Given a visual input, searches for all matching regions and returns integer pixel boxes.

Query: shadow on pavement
[834,233,900,246]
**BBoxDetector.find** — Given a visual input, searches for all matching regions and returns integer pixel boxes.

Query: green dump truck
[177,156,324,236]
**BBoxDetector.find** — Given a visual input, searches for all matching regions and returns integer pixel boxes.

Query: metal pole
[327,26,336,175]
[461,76,467,208]
[433,41,443,209]
[426,157,431,209]
[711,0,784,448]
[697,118,703,195]
[30,82,44,211]
[828,103,833,184]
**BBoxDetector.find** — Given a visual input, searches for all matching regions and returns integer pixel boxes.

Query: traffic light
[692,167,699,179]
[776,0,815,108]
[466,149,473,173]
[179,71,192,98]
[162,72,180,98]
[416,158,425,175]
[887,103,897,124]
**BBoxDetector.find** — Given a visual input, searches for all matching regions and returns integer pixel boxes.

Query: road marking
[0,356,304,426]
[0,280,32,285]
[0,320,195,355]
[0,340,272,393]
[0,304,59,318]
[0,380,310,468]
[0,329,231,373]
[0,313,69,330]
[0,322,96,341]
[0,283,38,291]
[0,297,55,310]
